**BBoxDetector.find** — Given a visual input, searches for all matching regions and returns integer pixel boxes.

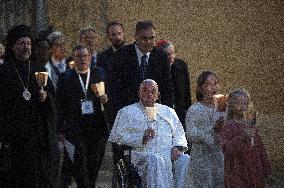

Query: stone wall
[0,0,34,40]
[47,0,109,53]
[47,0,284,172]
[0,0,48,41]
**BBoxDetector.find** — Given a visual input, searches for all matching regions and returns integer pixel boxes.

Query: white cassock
[109,102,188,188]
[185,102,225,188]
[173,154,190,188]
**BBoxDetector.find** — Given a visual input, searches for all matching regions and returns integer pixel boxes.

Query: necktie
[90,56,96,68]
[58,63,65,73]
[141,55,147,79]
[51,63,60,76]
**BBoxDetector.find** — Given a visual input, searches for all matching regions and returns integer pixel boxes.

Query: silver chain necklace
[12,60,31,101]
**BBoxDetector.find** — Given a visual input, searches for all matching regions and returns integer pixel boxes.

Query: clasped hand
[142,128,156,145]
[241,127,256,143]
[39,90,47,102]
[99,94,108,104]
[171,147,182,161]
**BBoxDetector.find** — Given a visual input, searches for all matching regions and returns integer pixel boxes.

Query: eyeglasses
[74,54,91,60]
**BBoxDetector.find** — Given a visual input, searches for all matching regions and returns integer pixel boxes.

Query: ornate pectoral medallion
[23,89,31,101]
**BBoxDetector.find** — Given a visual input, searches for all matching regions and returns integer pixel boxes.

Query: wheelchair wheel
[113,158,142,188]
[112,145,143,188]
[125,163,142,188]
[113,159,127,188]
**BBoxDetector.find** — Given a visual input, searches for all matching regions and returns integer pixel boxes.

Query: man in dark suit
[97,21,125,74]
[97,21,126,183]
[156,40,192,128]
[97,21,125,125]
[111,20,173,114]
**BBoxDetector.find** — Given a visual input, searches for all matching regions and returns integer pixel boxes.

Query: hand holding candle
[142,128,156,145]
[68,61,75,69]
[35,72,48,101]
[243,103,257,146]
[35,72,48,89]
[91,82,107,111]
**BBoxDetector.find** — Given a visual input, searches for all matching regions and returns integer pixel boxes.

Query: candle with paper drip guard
[35,72,48,91]
[91,82,105,111]
[243,104,257,147]
[68,61,75,69]
[213,94,228,112]
[144,106,158,140]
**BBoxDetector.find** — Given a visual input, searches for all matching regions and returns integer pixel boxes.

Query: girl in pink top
[219,89,271,188]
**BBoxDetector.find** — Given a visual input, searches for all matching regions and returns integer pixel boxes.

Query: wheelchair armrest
[113,143,132,151]
[119,144,133,151]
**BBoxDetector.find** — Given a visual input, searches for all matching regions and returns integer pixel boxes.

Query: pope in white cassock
[109,79,188,188]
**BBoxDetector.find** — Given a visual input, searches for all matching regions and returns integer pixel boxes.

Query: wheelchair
[112,145,142,188]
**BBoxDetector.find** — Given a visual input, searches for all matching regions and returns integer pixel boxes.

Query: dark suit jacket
[97,47,115,76]
[111,43,173,113]
[97,47,117,124]
[171,58,192,126]
[56,67,108,145]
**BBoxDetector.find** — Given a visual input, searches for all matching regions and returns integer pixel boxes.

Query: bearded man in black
[0,25,56,187]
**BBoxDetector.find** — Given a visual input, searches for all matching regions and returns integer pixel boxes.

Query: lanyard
[77,69,90,98]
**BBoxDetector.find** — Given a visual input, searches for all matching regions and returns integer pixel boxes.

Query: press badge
[81,99,94,115]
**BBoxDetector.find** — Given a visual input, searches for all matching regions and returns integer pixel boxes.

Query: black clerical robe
[0,57,54,187]
[171,58,192,127]
[56,67,108,187]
